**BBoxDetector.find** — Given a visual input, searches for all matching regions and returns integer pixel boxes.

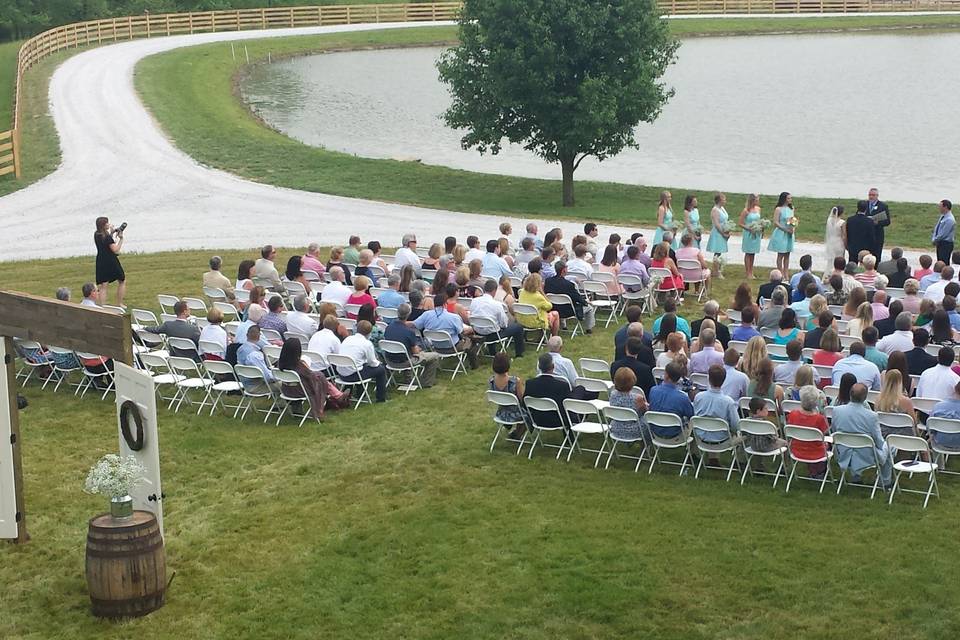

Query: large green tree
[438,0,678,207]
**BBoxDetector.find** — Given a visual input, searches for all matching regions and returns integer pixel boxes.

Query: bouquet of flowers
[84,454,145,499]
[748,219,771,235]
[788,216,799,228]
[719,221,734,235]
[715,254,727,267]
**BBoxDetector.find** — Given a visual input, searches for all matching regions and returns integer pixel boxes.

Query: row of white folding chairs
[13,340,116,400]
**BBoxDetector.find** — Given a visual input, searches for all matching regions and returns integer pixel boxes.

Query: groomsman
[933,200,956,264]
[865,187,890,261]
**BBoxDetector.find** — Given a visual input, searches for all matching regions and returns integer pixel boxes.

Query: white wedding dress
[824,211,846,262]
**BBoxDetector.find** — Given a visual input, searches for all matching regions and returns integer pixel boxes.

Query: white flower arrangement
[716,255,727,267]
[84,454,145,498]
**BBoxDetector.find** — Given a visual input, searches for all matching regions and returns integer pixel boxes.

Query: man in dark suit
[756,270,792,305]
[610,337,657,397]
[613,323,657,368]
[544,261,595,334]
[906,329,938,376]
[873,300,903,339]
[690,300,731,349]
[523,353,574,428]
[804,310,836,349]
[614,305,654,357]
[866,187,891,262]
[846,201,876,265]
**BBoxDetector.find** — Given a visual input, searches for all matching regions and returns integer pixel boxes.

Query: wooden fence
[4,0,960,180]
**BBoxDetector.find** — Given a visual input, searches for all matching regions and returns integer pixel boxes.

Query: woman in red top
[786,385,829,478]
[346,275,376,319]
[650,241,684,292]
[812,328,843,387]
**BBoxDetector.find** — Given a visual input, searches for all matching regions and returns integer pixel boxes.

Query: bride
[824,205,846,263]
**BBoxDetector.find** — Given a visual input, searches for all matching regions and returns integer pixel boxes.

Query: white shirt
[81,298,99,307]
[469,294,509,332]
[721,365,749,401]
[917,364,960,401]
[198,324,228,356]
[286,310,318,337]
[924,279,950,303]
[306,328,340,365]
[566,258,594,278]
[394,247,422,277]
[337,334,379,375]
[877,330,915,355]
[537,353,578,388]
[320,280,351,307]
[464,248,486,264]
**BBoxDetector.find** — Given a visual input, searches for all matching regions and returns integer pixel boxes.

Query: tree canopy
[437,0,678,206]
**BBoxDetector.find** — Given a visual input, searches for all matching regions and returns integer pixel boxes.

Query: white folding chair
[201,360,243,417]
[579,357,613,388]
[926,417,960,475]
[783,425,833,493]
[379,339,423,395]
[424,329,468,380]
[689,372,709,391]
[167,336,201,362]
[132,308,159,328]
[235,288,251,305]
[911,397,939,426]
[198,339,225,361]
[766,343,788,360]
[522,397,571,460]
[690,416,740,481]
[728,340,748,355]
[725,309,742,325]
[582,280,619,328]
[261,328,284,344]
[676,259,707,302]
[545,293,583,338]
[327,353,373,409]
[167,356,214,413]
[283,281,308,299]
[378,306,399,322]
[780,399,802,415]
[601,405,647,471]
[574,377,611,405]
[338,318,356,335]
[486,390,529,454]
[617,275,651,316]
[562,398,609,467]
[470,316,513,357]
[831,431,885,499]
[233,364,281,421]
[16,340,55,388]
[738,396,777,418]
[75,352,116,400]
[738,419,787,487]
[878,412,917,440]
[284,332,310,348]
[344,303,362,318]
[511,303,547,351]
[139,352,185,406]
[213,301,238,321]
[886,435,939,508]
[203,287,228,304]
[644,411,692,475]
[273,369,322,427]
[157,294,179,315]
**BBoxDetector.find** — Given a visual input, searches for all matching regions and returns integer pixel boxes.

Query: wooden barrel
[85,510,166,618]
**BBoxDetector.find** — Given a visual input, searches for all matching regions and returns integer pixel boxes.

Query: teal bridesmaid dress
[741,210,762,255]
[706,207,729,254]
[768,206,795,253]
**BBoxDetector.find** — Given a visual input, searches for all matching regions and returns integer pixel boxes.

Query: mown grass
[3,248,960,639]
[134,20,957,250]
[0,40,20,127]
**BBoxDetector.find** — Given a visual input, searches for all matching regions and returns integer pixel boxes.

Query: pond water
[239,32,960,202]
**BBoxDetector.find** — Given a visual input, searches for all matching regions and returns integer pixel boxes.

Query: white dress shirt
[537,353,578,388]
[394,247,422,277]
[917,364,960,401]
[81,298,99,307]
[877,330,915,355]
[469,294,509,332]
[198,324,228,357]
[337,334,380,375]
[924,279,950,303]
[566,258,594,278]
[306,328,340,365]
[286,311,318,337]
[464,248,486,264]
[320,280,351,307]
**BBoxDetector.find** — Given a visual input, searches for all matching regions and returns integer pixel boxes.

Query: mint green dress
[653,208,677,249]
[687,208,702,248]
[706,207,729,254]
[768,206,795,253]
[742,210,762,255]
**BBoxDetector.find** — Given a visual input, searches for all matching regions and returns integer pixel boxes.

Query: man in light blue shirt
[376,274,406,311]
[788,255,823,294]
[693,365,741,446]
[930,380,960,450]
[414,294,479,368]
[648,362,694,441]
[789,281,818,325]
[721,348,749,401]
[481,239,514,279]
[237,325,276,391]
[536,336,579,388]
[524,223,544,251]
[830,384,892,486]
[920,264,944,292]
[861,326,888,372]
[831,342,882,390]
[933,199,956,264]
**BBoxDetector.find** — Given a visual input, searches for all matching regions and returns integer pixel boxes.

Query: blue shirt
[693,388,740,442]
[414,307,464,342]
[721,364,749,401]
[948,310,960,332]
[731,325,761,342]
[789,297,812,321]
[831,354,882,390]
[237,341,274,384]
[930,399,960,447]
[933,211,956,243]
[789,269,823,296]
[830,401,889,478]
[864,346,888,372]
[652,314,692,340]
[377,289,406,311]
[481,252,513,279]
[920,272,942,291]
[648,382,693,438]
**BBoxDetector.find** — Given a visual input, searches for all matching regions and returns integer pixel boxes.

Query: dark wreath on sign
[119,400,145,451]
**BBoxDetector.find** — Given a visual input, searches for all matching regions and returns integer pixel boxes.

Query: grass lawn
[0,40,20,128]
[133,18,959,251]
[3,247,960,639]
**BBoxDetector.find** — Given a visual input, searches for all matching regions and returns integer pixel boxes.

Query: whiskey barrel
[85,510,166,618]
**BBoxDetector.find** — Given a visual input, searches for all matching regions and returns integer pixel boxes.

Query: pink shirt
[676,247,706,282]
[301,254,326,275]
[871,302,890,321]
[913,268,933,281]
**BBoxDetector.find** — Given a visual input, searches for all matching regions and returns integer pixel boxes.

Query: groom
[865,187,890,261]
[847,201,876,265]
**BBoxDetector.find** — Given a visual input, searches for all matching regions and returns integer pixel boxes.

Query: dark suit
[887,271,910,289]
[523,374,573,427]
[846,213,876,265]
[691,316,731,349]
[873,316,896,340]
[544,275,587,320]
[804,327,826,349]
[609,356,656,397]
[906,347,938,376]
[757,281,792,305]
[614,324,653,350]
[866,200,890,261]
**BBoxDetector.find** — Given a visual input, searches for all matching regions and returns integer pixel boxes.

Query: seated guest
[524,353,574,428]
[407,289,427,322]
[824,274,848,306]
[301,243,327,276]
[774,340,804,385]
[596,245,623,295]
[285,255,313,295]
[739,335,768,379]
[614,305,654,359]
[384,303,439,388]
[831,383,892,487]
[320,267,352,307]
[842,262,863,294]
[846,301,873,337]
[495,275,516,313]
[943,295,960,332]
[203,255,236,302]
[651,241,683,292]
[464,235,486,264]
[466,260,486,295]
[730,306,761,342]
[831,341,881,390]
[915,299,936,329]
[236,260,255,298]
[544,261,596,334]
[611,336,657,397]
[930,308,960,346]
[689,328,724,374]
[861,326,888,372]
[377,274,406,310]
[343,236,363,266]
[906,328,939,375]
[619,245,650,288]
[481,238,513,279]
[691,300,731,348]
[786,385,831,479]
[55,287,71,301]
[306,315,341,366]
[336,320,388,402]
[234,304,268,348]
[870,290,890,322]
[366,241,390,274]
[784,364,817,401]
[514,237,539,268]
[259,295,288,336]
[877,247,903,278]
[878,310,914,355]
[469,279,525,358]
[253,245,282,290]
[875,370,917,436]
[929,381,960,453]
[237,325,277,391]
[276,338,347,419]
[346,276,376,318]
[873,300,903,339]
[354,249,376,280]
[690,319,723,355]
[913,254,934,282]
[355,303,383,353]
[789,255,821,294]
[887,257,911,288]
[617,322,657,368]
[854,254,880,288]
[720,348,748,401]
[536,336,582,390]
[789,282,819,326]
[648,362,695,443]
[771,307,804,348]
[804,310,835,349]
[676,232,711,292]
[743,396,787,462]
[917,346,960,400]
[652,298,691,340]
[81,282,100,307]
[394,233,423,278]
[287,295,318,337]
[758,287,788,331]
[199,308,228,360]
[919,260,945,291]
[608,367,650,445]
[820,256,846,288]
[812,328,844,385]
[566,244,594,279]
[746,358,783,407]
[422,243,443,271]
[925,266,954,303]
[146,301,200,347]
[758,269,791,304]
[518,273,560,337]
[731,282,759,321]
[488,352,526,437]
[414,293,479,369]
[693,364,741,448]
[656,331,688,369]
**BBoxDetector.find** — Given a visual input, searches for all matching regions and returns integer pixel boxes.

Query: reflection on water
[240,33,960,201]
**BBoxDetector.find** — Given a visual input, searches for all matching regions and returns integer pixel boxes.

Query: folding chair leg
[725,455,737,482]
[515,429,528,455]
[648,448,659,475]
[818,465,831,494]
[489,427,501,453]
[694,453,705,479]
[565,433,580,462]
[593,437,607,468]
[887,472,901,505]
[772,458,785,488]
[605,441,618,469]
[527,430,541,460]
[785,461,798,493]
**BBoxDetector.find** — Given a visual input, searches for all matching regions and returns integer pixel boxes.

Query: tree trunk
[560,154,575,207]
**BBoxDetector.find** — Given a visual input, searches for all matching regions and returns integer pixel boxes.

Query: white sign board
[114,362,164,538]
[0,340,19,539]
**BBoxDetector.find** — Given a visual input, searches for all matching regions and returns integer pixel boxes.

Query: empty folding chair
[260,328,283,344]
[167,336,201,361]
[562,398,609,466]
[690,416,740,481]
[233,364,281,421]
[783,425,833,493]
[284,332,310,348]
[166,356,214,413]
[486,390,529,454]
[601,405,647,471]
[926,417,960,475]
[728,340,748,355]
[886,435,939,509]
[831,431,885,499]
[132,308,159,329]
[327,353,374,409]
[379,339,424,395]
[617,275,650,316]
[139,352,185,406]
[878,412,917,439]
[579,358,613,390]
[574,377,611,407]
[423,330,468,380]
[644,411,693,475]
[213,301,237,322]
[738,418,787,487]
[522,397,571,460]
[76,352,116,400]
[261,344,282,367]
[511,303,547,351]
[545,293,583,338]
[134,329,168,359]
[273,369,321,427]
[581,280,619,328]
[157,294,179,315]
[202,360,243,417]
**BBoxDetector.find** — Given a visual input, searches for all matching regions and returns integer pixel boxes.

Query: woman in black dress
[94,216,125,306]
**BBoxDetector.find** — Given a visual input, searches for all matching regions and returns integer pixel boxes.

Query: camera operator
[94,216,127,306]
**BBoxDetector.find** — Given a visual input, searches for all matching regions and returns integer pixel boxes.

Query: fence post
[262,8,266,29]
[12,128,21,179]
[290,7,295,27]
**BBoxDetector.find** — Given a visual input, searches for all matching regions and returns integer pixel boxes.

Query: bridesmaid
[683,194,701,249]
[738,193,762,280]
[706,192,731,279]
[768,191,796,277]
[653,191,678,250]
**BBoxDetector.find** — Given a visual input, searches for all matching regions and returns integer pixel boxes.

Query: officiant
[865,187,890,261]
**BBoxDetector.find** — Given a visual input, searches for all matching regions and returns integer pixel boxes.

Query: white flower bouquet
[84,454,145,499]
[748,219,771,235]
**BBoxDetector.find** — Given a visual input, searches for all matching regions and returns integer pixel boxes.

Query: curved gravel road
[0,21,924,271]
